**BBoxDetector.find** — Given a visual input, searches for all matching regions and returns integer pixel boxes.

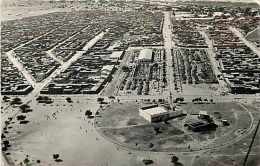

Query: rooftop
[101,65,114,71]
[140,106,168,116]
[138,48,153,60]
[110,51,123,59]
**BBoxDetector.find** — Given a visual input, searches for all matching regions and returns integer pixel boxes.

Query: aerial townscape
[1,0,260,166]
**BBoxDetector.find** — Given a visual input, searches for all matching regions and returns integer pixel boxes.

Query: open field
[246,27,260,42]
[96,101,253,152]
[2,95,259,166]
[2,96,140,166]
[0,96,194,166]
[246,27,260,49]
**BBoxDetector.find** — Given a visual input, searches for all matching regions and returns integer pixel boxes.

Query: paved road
[230,27,260,58]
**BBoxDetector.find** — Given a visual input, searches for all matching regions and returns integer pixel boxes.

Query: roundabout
[95,101,254,153]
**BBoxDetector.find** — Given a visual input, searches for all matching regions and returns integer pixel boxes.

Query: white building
[110,51,124,60]
[198,111,210,119]
[139,106,169,122]
[101,65,114,79]
[137,49,153,63]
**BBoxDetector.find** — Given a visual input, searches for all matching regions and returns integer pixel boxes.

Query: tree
[97,97,104,103]
[53,154,59,160]
[108,96,115,99]
[20,104,30,111]
[176,97,184,103]
[11,97,22,105]
[122,66,129,72]
[171,155,179,163]
[36,96,44,101]
[66,97,73,103]
[17,115,26,121]
[3,96,10,102]
[85,110,92,117]
[142,159,154,165]
[23,158,30,164]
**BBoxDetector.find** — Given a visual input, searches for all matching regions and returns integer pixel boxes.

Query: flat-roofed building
[139,105,169,122]
[184,118,217,132]
[101,65,115,79]
[198,111,210,120]
[110,51,124,60]
[137,49,153,63]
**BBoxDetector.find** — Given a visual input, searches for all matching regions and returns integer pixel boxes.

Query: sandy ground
[246,27,260,42]
[1,6,70,21]
[3,96,259,166]
[4,96,193,166]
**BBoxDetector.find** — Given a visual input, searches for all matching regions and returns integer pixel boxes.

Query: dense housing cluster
[14,50,60,82]
[172,20,208,48]
[39,10,163,95]
[208,23,243,48]
[91,10,163,48]
[1,2,259,96]
[171,4,260,95]
[1,13,67,54]
[232,16,260,35]
[1,10,163,95]
[1,57,33,95]
[216,47,260,94]
[41,51,118,94]
[208,22,260,94]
